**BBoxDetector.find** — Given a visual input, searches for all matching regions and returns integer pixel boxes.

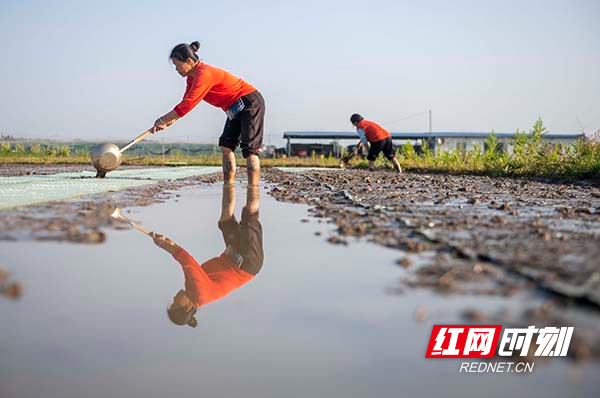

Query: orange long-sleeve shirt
[172,247,254,307]
[173,62,257,117]
[357,119,391,143]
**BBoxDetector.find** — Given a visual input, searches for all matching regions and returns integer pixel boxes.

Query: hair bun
[188,316,198,328]
[189,41,200,52]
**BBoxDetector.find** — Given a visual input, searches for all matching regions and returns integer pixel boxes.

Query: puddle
[1,183,599,398]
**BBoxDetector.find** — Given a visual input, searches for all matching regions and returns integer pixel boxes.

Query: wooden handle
[120,129,153,153]
[130,222,153,237]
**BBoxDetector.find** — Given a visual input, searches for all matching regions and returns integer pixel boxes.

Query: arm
[152,233,181,255]
[344,141,362,162]
[356,128,368,146]
[152,110,180,133]
[171,247,209,305]
[152,71,214,133]
[173,70,214,117]
[154,234,210,306]
[356,130,370,152]
[173,251,238,304]
[353,140,363,155]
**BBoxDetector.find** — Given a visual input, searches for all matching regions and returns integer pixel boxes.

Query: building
[287,142,337,157]
[282,131,585,156]
[430,132,584,155]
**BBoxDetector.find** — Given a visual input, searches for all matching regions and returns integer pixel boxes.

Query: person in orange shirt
[152,185,263,327]
[151,41,265,186]
[350,113,402,172]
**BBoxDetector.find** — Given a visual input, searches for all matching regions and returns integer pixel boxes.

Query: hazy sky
[1,0,598,144]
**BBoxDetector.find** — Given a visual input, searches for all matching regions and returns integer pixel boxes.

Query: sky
[0,0,599,145]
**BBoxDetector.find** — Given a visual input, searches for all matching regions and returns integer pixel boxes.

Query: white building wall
[435,137,581,155]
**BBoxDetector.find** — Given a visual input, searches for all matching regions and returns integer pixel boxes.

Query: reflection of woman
[153,185,263,327]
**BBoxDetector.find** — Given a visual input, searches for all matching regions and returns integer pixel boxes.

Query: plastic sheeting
[0,167,220,210]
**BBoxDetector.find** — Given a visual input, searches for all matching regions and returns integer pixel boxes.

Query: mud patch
[0,165,221,243]
[264,168,600,305]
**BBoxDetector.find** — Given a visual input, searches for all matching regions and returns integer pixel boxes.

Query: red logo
[425,325,502,358]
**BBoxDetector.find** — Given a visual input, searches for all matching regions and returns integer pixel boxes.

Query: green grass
[2,119,599,180]
[346,118,600,180]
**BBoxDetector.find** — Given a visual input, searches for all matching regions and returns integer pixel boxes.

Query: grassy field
[2,119,599,180]
[388,119,600,180]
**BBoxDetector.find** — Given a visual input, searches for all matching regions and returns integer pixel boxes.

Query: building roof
[283,131,585,140]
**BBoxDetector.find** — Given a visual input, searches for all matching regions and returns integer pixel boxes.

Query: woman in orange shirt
[350,113,402,172]
[151,41,265,186]
[153,185,263,327]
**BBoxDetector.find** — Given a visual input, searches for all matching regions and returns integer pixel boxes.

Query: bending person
[350,113,402,172]
[152,185,263,327]
[151,41,265,186]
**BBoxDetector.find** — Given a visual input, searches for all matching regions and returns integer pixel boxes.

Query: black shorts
[219,91,265,158]
[218,209,264,275]
[367,137,395,161]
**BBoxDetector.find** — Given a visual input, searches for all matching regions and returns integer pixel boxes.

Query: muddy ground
[2,165,599,300]
[0,165,221,243]
[263,169,600,304]
[0,163,135,177]
[2,165,600,362]
[264,168,600,362]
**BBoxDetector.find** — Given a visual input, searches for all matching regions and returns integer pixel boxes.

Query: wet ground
[0,164,138,177]
[265,168,600,363]
[265,169,600,305]
[0,166,220,243]
[1,166,600,397]
[0,163,167,177]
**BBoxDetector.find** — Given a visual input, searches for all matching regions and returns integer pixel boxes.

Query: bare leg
[391,157,402,173]
[220,184,236,223]
[220,146,236,185]
[246,154,261,186]
[244,184,260,214]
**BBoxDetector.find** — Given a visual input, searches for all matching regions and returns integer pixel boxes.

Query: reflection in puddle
[1,183,599,398]
[112,185,263,328]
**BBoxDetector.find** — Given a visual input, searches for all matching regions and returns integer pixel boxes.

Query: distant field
[0,140,221,157]
[1,120,599,179]
[0,153,342,168]
[0,139,339,168]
